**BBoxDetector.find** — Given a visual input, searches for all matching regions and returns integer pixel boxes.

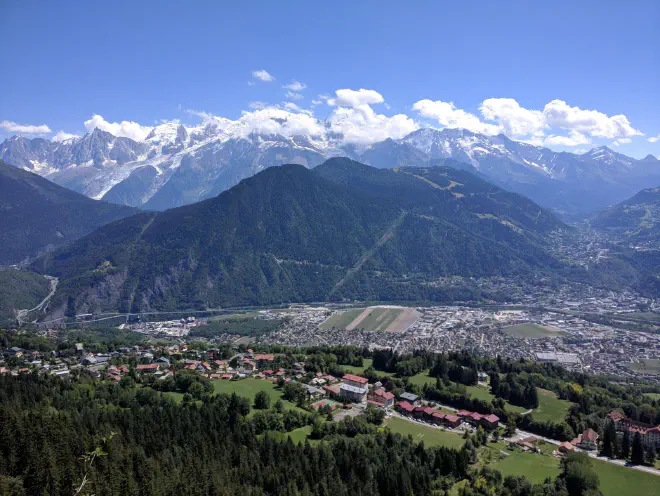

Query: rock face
[2,123,659,214]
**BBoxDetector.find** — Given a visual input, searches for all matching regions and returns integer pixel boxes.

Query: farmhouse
[136,364,158,374]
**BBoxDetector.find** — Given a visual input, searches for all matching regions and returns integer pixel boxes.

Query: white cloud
[285,91,304,100]
[311,99,323,106]
[52,131,80,142]
[648,135,660,143]
[83,114,153,141]
[282,102,313,116]
[282,80,306,91]
[480,98,546,138]
[328,104,418,146]
[412,99,500,135]
[248,101,266,110]
[413,96,643,147]
[542,100,642,139]
[328,88,384,107]
[612,138,632,147]
[543,131,591,147]
[0,120,51,134]
[252,69,275,82]
[235,107,325,138]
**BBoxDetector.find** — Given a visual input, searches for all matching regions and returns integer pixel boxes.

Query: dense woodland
[2,337,660,494]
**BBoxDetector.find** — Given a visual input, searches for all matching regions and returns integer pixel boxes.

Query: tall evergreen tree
[631,432,645,465]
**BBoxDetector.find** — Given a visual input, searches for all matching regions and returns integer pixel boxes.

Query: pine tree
[621,429,630,460]
[631,432,645,465]
[600,420,616,458]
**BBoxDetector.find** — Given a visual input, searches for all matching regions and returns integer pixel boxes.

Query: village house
[399,392,420,405]
[571,428,599,451]
[341,373,369,388]
[367,388,395,407]
[339,383,368,403]
[136,363,158,374]
[254,354,275,368]
[396,401,415,415]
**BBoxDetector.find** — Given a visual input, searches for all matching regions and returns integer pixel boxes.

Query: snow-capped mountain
[1,125,658,214]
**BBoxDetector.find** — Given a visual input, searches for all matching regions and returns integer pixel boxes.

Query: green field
[342,358,374,375]
[628,359,660,375]
[531,389,573,423]
[384,417,465,449]
[502,323,567,339]
[643,392,660,401]
[320,308,365,329]
[487,443,659,496]
[211,378,306,412]
[320,306,411,332]
[263,426,317,445]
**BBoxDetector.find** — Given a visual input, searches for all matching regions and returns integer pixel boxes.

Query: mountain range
[0,160,138,265]
[32,158,572,319]
[592,184,660,245]
[2,124,659,215]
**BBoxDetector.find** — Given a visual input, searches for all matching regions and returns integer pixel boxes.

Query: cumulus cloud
[412,96,643,147]
[412,100,500,135]
[612,138,632,146]
[0,120,51,134]
[542,100,642,139]
[282,102,313,116]
[328,89,384,107]
[83,114,153,141]
[52,131,80,142]
[285,91,304,100]
[648,135,660,143]
[480,98,546,138]
[282,80,306,91]
[248,101,266,110]
[235,107,324,138]
[543,131,591,147]
[252,69,275,82]
[328,103,418,146]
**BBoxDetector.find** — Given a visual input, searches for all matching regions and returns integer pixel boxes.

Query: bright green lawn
[384,417,465,449]
[263,426,318,445]
[211,378,305,413]
[487,443,659,496]
[163,378,304,412]
[643,392,660,401]
[531,389,572,423]
[342,358,373,375]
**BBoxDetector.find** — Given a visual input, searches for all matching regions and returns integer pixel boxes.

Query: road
[16,276,58,325]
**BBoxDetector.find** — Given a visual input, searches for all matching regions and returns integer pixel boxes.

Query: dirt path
[16,275,58,325]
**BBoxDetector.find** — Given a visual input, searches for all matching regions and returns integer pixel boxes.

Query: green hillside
[33,159,571,317]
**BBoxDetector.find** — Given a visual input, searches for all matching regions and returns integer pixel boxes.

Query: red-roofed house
[342,374,368,387]
[136,364,158,373]
[479,414,500,430]
[397,401,415,415]
[368,388,395,407]
[443,414,461,428]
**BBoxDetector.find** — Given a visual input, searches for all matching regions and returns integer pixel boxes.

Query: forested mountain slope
[32,159,570,317]
[0,161,138,264]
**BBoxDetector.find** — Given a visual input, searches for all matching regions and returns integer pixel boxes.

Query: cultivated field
[320,305,420,332]
[502,323,567,339]
[628,359,660,375]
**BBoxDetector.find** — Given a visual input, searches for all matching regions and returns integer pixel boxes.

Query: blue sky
[1,0,658,157]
